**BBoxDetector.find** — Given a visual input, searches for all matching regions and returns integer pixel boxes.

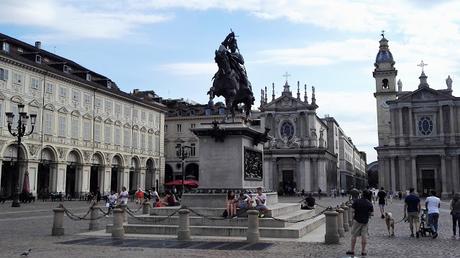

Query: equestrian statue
[208,31,255,121]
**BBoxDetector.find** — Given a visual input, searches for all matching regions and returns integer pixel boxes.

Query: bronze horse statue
[208,32,254,121]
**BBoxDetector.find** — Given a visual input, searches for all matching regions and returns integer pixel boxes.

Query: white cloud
[157,62,216,76]
[0,0,171,40]
[256,39,376,66]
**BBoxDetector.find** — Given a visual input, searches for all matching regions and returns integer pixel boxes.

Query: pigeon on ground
[20,249,32,256]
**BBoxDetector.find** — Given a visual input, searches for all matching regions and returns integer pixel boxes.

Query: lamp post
[176,141,192,197]
[5,103,36,207]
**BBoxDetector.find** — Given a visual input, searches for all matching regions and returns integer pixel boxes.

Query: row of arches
[0,142,157,197]
[164,163,199,182]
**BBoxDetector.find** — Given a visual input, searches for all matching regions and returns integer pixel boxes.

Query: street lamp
[175,141,192,197]
[5,103,36,207]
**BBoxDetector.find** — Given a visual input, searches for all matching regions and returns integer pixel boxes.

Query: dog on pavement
[384,212,395,237]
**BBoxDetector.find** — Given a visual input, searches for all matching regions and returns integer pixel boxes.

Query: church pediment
[71,110,81,117]
[397,87,455,102]
[44,103,55,111]
[82,113,92,119]
[114,120,122,126]
[104,118,113,124]
[263,95,310,111]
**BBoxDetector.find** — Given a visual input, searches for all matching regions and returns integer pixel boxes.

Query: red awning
[164,179,199,188]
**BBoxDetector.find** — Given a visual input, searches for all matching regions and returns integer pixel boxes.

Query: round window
[280,121,294,139]
[418,116,433,135]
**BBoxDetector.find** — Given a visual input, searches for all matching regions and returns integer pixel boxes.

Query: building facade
[0,33,166,198]
[161,99,228,183]
[374,35,460,197]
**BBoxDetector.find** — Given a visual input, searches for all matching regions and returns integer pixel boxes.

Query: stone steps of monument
[149,203,301,218]
[128,209,315,228]
[106,214,325,238]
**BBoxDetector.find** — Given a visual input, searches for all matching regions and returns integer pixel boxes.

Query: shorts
[379,203,385,208]
[238,203,248,209]
[255,204,267,210]
[351,221,368,237]
[407,212,419,223]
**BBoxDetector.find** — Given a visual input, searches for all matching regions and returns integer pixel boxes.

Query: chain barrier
[58,203,107,221]
[182,206,227,221]
[269,207,330,223]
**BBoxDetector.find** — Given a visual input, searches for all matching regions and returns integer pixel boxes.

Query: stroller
[419,208,434,237]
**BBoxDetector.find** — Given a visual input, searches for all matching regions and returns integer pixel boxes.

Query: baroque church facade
[258,81,367,193]
[374,35,460,197]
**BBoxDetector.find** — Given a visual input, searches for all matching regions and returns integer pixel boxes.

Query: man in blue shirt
[404,188,421,238]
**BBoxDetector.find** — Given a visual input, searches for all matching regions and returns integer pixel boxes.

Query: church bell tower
[373,33,397,146]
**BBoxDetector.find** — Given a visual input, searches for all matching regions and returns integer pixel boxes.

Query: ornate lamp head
[5,112,14,125]
[30,114,37,126]
[17,103,25,113]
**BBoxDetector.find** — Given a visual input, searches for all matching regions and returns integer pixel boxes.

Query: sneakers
[410,233,414,237]
[432,232,438,239]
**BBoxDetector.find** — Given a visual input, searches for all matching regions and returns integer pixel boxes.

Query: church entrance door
[282,170,295,195]
[421,169,435,196]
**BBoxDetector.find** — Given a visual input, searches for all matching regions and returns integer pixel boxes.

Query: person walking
[425,190,441,239]
[346,190,373,257]
[450,192,460,239]
[377,187,387,219]
[119,186,129,205]
[318,188,322,200]
[404,188,421,238]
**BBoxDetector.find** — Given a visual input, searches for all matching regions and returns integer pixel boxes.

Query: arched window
[382,79,389,89]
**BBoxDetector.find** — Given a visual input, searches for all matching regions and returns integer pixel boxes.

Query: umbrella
[164,179,199,188]
[22,171,30,193]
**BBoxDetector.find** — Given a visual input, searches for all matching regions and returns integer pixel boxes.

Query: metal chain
[59,203,107,221]
[125,207,180,223]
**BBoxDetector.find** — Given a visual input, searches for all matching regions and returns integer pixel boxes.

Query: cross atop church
[417,60,428,72]
[381,30,385,38]
[283,72,291,83]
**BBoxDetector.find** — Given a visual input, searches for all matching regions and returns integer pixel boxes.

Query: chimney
[35,41,41,49]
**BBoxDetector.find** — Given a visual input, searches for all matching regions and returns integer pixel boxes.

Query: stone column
[452,156,460,194]
[390,158,396,192]
[378,157,385,189]
[312,158,318,191]
[51,207,65,236]
[439,106,444,138]
[178,209,191,240]
[103,165,111,195]
[304,158,312,192]
[336,207,345,237]
[341,205,349,232]
[139,167,146,190]
[247,209,260,243]
[450,105,455,144]
[324,210,339,244]
[111,208,124,238]
[123,166,130,190]
[441,155,448,198]
[411,156,417,190]
[399,108,405,145]
[81,164,91,193]
[408,107,414,137]
[398,158,406,191]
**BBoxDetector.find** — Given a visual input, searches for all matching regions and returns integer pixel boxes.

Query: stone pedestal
[51,208,65,236]
[341,205,349,232]
[142,201,150,215]
[247,209,260,242]
[191,123,268,190]
[178,209,191,240]
[336,208,345,237]
[324,211,339,244]
[112,208,124,238]
[88,206,99,231]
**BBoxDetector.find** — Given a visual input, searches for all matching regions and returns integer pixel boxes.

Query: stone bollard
[324,210,340,244]
[348,205,353,227]
[88,206,99,231]
[120,204,128,223]
[52,208,65,236]
[112,208,125,238]
[336,207,345,237]
[341,205,350,232]
[142,201,150,215]
[247,209,260,243]
[177,209,191,240]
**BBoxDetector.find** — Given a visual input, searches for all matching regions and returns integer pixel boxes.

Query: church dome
[375,36,394,64]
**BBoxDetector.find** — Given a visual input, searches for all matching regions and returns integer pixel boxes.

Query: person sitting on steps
[254,187,268,218]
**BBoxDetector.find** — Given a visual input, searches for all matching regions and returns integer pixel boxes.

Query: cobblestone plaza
[0,197,458,258]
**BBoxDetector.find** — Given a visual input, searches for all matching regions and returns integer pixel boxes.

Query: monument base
[181,192,278,208]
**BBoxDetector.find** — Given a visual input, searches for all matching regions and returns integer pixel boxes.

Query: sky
[2,0,460,163]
